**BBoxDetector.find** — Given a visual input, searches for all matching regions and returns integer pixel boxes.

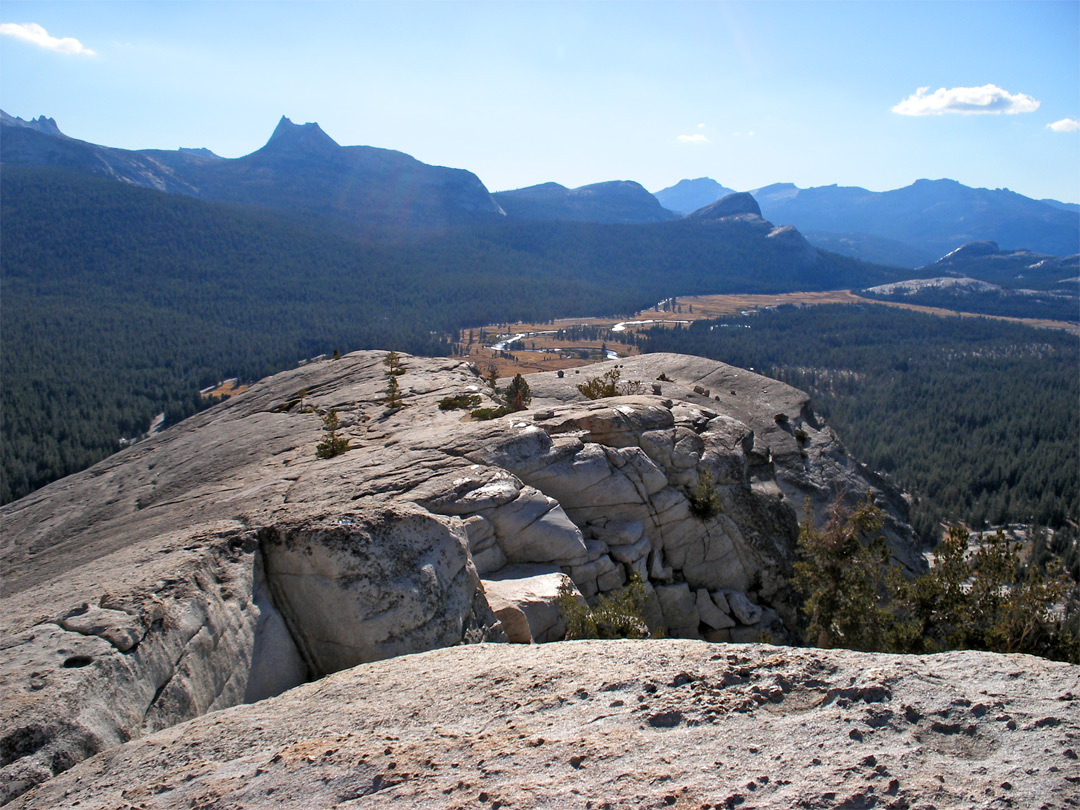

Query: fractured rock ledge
[0,351,923,801]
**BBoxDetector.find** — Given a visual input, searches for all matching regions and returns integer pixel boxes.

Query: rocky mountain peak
[941,240,1001,261]
[178,146,222,159]
[493,179,677,224]
[652,177,739,216]
[262,115,341,155]
[0,110,65,138]
[687,191,763,220]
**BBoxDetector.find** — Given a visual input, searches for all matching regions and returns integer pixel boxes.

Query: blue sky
[2,1,1078,202]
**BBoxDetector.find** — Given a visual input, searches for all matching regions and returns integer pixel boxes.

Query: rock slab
[11,641,1079,810]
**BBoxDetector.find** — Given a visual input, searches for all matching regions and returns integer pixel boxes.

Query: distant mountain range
[493,181,676,224]
[915,240,1078,291]
[1,112,504,235]
[5,110,1076,267]
[4,108,1078,506]
[654,177,1078,267]
[859,241,1078,324]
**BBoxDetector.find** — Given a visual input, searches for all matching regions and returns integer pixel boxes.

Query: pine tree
[504,373,532,411]
[315,409,350,459]
[385,375,403,409]
[383,350,403,375]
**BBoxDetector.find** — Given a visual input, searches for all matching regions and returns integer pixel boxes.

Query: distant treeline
[859,287,1079,324]
[639,304,1079,539]
[1,166,896,503]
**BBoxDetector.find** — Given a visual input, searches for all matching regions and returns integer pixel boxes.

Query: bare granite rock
[0,351,927,801]
[482,564,579,643]
[10,641,1079,810]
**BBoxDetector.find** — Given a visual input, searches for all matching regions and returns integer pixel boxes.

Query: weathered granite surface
[12,641,1079,810]
[0,351,924,801]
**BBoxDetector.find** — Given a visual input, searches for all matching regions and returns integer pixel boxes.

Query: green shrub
[384,375,404,409]
[577,368,643,399]
[791,497,909,652]
[557,574,654,639]
[469,373,532,420]
[439,393,482,411]
[688,468,722,519]
[909,526,1079,661]
[470,405,511,421]
[792,497,1079,662]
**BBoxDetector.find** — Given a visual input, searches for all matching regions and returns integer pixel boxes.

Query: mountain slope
[1,165,906,504]
[653,176,737,215]
[752,179,1079,261]
[858,241,1080,323]
[0,112,505,235]
[654,175,1078,267]
[493,180,678,224]
[918,240,1079,289]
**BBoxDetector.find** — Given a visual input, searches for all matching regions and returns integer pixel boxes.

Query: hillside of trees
[637,305,1079,540]
[858,286,1078,324]
[2,166,901,503]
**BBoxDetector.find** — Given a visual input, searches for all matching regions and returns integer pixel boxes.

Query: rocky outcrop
[683,194,820,265]
[255,505,499,677]
[686,190,763,220]
[0,351,920,800]
[482,565,576,643]
[530,355,920,573]
[10,641,1079,810]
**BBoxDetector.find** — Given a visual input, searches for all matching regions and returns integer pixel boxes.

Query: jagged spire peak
[263,115,340,154]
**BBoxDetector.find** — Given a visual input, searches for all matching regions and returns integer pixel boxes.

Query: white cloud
[0,22,95,56]
[677,133,709,143]
[1047,118,1080,133]
[891,84,1039,116]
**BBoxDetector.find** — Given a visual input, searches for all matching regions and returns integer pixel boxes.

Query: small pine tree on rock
[315,409,350,459]
[504,373,532,412]
[385,375,404,409]
[688,468,722,519]
[383,351,404,376]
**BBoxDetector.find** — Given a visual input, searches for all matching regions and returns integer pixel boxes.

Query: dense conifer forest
[4,163,1075,558]
[859,286,1078,324]
[637,305,1079,540]
[1,167,895,503]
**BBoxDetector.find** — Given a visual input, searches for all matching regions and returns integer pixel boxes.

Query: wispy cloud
[1047,118,1080,133]
[677,133,709,143]
[892,84,1039,116]
[0,22,95,56]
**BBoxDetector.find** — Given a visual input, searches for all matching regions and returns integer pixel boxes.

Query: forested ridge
[1,166,895,503]
[638,305,1079,539]
[859,286,1079,324]
[6,162,1074,550]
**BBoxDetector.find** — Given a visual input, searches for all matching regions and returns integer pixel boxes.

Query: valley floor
[462,290,1079,380]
